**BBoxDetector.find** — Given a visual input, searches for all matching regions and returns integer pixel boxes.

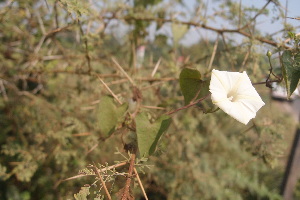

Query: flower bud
[266,50,272,57]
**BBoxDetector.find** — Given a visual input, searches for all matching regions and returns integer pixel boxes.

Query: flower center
[227,91,237,102]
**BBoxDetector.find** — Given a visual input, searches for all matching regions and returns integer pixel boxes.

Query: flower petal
[209,69,265,125]
[210,69,243,93]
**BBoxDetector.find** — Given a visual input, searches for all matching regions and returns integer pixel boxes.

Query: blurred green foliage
[294,179,300,199]
[0,0,298,199]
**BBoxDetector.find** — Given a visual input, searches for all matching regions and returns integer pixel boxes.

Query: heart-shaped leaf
[179,68,210,105]
[136,112,171,157]
[95,96,128,138]
[282,50,300,98]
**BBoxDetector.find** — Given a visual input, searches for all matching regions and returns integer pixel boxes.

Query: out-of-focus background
[1,0,300,199]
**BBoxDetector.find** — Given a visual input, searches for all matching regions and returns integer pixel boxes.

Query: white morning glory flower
[209,69,265,125]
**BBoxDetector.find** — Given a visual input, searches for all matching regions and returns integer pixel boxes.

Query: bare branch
[102,15,286,48]
[239,0,272,30]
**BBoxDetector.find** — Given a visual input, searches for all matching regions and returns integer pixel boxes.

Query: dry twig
[134,168,148,200]
[208,35,219,71]
[112,57,136,86]
[92,163,112,200]
[58,162,128,184]
[151,58,162,77]
[96,74,123,105]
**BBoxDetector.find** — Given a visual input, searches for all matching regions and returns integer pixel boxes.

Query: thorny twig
[112,57,136,86]
[207,35,219,71]
[151,58,162,77]
[134,168,149,200]
[96,74,123,105]
[56,162,128,188]
[92,162,112,200]
[101,15,287,48]
[121,153,136,200]
[21,10,288,49]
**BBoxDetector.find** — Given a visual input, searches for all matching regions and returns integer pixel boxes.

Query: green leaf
[0,164,8,180]
[136,112,171,157]
[288,32,296,40]
[59,0,89,18]
[155,34,168,46]
[282,50,300,98]
[172,23,188,45]
[95,96,128,138]
[74,187,90,200]
[179,68,210,105]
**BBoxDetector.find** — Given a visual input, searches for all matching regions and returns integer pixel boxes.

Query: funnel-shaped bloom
[209,69,265,125]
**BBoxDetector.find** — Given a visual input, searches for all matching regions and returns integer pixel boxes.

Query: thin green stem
[265,55,282,88]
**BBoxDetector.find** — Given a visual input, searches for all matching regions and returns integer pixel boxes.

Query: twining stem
[252,80,281,85]
[166,94,211,116]
[121,153,136,200]
[265,54,282,88]
[265,57,273,88]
